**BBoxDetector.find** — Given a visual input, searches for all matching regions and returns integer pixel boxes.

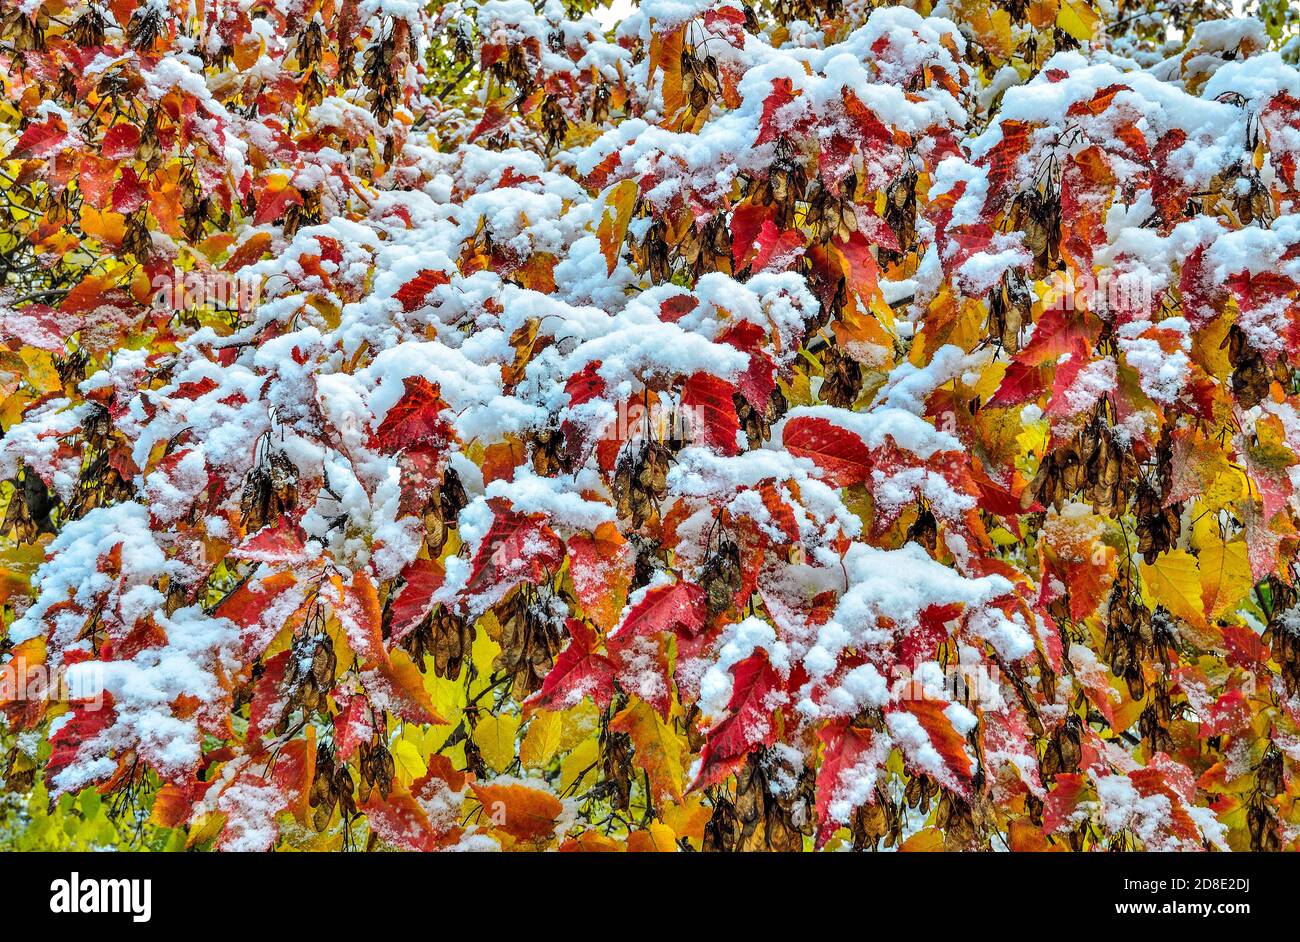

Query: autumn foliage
[3,0,1300,852]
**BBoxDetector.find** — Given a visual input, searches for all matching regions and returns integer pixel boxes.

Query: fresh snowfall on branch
[1,0,1299,852]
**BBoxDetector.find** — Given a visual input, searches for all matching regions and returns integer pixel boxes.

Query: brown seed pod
[730,751,813,852]
[493,587,566,698]
[819,343,863,409]
[240,447,299,532]
[700,537,742,615]
[702,792,740,852]
[613,440,671,529]
[125,2,164,51]
[599,711,633,811]
[404,605,475,680]
[1134,480,1180,564]
[1007,185,1062,278]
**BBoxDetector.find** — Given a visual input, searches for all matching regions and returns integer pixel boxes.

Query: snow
[0,0,1285,853]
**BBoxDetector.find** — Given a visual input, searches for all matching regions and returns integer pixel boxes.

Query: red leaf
[1151,128,1190,223]
[730,202,774,269]
[782,415,872,486]
[11,117,71,159]
[756,77,807,146]
[815,721,881,847]
[233,520,306,564]
[681,372,741,456]
[371,376,455,455]
[608,581,708,650]
[837,230,884,298]
[1044,337,1096,418]
[749,219,805,273]
[659,295,699,323]
[332,691,376,761]
[101,124,140,160]
[468,100,511,143]
[362,792,442,852]
[47,695,118,792]
[565,360,606,407]
[893,698,974,792]
[253,181,302,225]
[216,571,300,658]
[247,650,292,742]
[693,651,783,789]
[389,556,444,642]
[1221,623,1270,671]
[465,499,565,605]
[526,619,616,711]
[394,269,450,312]
[719,321,777,410]
[334,570,387,668]
[982,120,1032,218]
[1042,772,1087,834]
[111,166,149,215]
[988,359,1047,408]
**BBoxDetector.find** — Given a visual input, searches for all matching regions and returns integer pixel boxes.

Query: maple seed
[240,447,299,532]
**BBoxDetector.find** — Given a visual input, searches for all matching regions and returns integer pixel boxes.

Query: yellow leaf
[561,738,599,793]
[423,671,465,729]
[473,713,520,773]
[520,710,563,768]
[558,701,600,751]
[899,827,945,851]
[627,823,678,852]
[662,794,711,848]
[611,700,685,802]
[1057,0,1100,41]
[1200,535,1252,621]
[596,178,638,276]
[391,739,428,787]
[18,349,61,393]
[1140,549,1204,628]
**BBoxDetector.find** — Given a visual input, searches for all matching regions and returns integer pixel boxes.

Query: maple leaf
[1199,534,1251,622]
[216,570,302,659]
[362,792,444,852]
[332,691,377,761]
[1042,772,1090,834]
[46,695,117,792]
[755,77,807,145]
[232,519,307,564]
[1140,549,1205,629]
[730,201,774,269]
[749,220,805,273]
[608,582,708,650]
[389,556,445,642]
[469,781,563,844]
[782,415,873,486]
[693,651,783,790]
[370,376,455,455]
[815,721,881,847]
[566,524,631,633]
[611,699,686,802]
[394,269,450,312]
[526,619,616,712]
[890,699,974,793]
[247,650,292,742]
[680,372,741,456]
[465,498,565,607]
[10,117,72,159]
[101,123,140,160]
[596,179,638,275]
[627,823,678,852]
